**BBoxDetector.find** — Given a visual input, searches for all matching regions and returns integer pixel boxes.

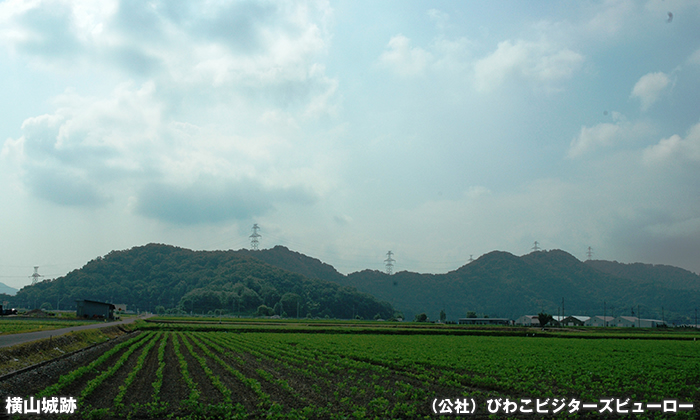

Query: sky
[1,0,700,289]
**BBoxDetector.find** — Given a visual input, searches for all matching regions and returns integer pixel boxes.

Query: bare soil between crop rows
[0,330,544,419]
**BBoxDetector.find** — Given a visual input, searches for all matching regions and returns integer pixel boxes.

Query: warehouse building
[76,299,116,320]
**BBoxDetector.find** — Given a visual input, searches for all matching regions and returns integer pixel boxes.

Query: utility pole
[604,301,607,327]
[562,297,565,319]
[249,224,261,250]
[384,251,395,275]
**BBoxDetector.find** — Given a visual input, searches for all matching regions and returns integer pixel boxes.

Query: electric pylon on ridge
[250,224,261,250]
[384,251,396,275]
[30,266,43,285]
[532,241,541,252]
[586,246,594,260]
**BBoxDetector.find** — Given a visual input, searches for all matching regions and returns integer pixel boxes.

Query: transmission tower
[532,241,541,252]
[384,251,396,275]
[586,246,594,260]
[30,266,43,285]
[468,254,474,263]
[249,224,261,250]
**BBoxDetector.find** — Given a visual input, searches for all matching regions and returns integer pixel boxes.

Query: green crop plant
[38,332,150,398]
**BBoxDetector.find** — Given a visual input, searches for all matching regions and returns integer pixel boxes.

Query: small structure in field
[76,299,115,320]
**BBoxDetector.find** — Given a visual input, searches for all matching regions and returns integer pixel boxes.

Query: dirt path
[0,315,152,348]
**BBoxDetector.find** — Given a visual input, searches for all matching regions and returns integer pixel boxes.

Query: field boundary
[142,320,700,340]
[0,328,137,382]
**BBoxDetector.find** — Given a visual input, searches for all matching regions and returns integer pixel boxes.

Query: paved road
[0,316,150,348]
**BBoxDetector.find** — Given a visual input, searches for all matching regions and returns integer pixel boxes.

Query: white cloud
[631,72,670,111]
[473,39,583,92]
[427,9,450,33]
[465,186,491,199]
[688,48,700,66]
[568,113,652,158]
[378,34,433,77]
[583,0,637,37]
[0,0,337,221]
[0,0,336,110]
[2,78,325,219]
[643,122,700,165]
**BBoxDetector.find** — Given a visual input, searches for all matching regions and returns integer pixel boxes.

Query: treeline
[12,244,396,320]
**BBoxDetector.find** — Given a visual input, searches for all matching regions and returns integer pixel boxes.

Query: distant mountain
[0,282,18,296]
[11,244,395,320]
[243,247,700,324]
[12,244,700,325]
[585,260,700,291]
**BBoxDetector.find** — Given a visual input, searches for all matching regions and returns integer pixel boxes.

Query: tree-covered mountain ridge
[238,247,700,324]
[11,244,700,324]
[12,244,395,320]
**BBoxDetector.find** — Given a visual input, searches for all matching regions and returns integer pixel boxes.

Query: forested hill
[13,244,395,320]
[227,247,700,323]
[236,246,345,284]
[336,250,700,324]
[13,244,700,324]
[585,260,700,291]
[230,246,700,324]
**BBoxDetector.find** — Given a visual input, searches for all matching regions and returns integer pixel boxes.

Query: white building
[585,316,614,327]
[551,315,566,326]
[515,315,538,326]
[612,316,666,328]
[561,315,590,326]
[613,316,639,327]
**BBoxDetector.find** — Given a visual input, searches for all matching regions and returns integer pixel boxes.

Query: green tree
[414,313,428,322]
[256,305,274,317]
[439,309,447,322]
[537,312,553,327]
[466,311,477,318]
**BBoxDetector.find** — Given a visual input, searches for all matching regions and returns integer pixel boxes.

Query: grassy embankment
[0,323,136,376]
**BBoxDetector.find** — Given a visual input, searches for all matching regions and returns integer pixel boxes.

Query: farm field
[1,321,698,419]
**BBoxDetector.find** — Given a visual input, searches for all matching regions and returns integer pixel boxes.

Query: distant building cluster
[514,315,665,328]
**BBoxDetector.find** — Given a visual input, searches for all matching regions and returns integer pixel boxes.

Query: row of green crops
[23,325,700,419]
[258,333,700,403]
